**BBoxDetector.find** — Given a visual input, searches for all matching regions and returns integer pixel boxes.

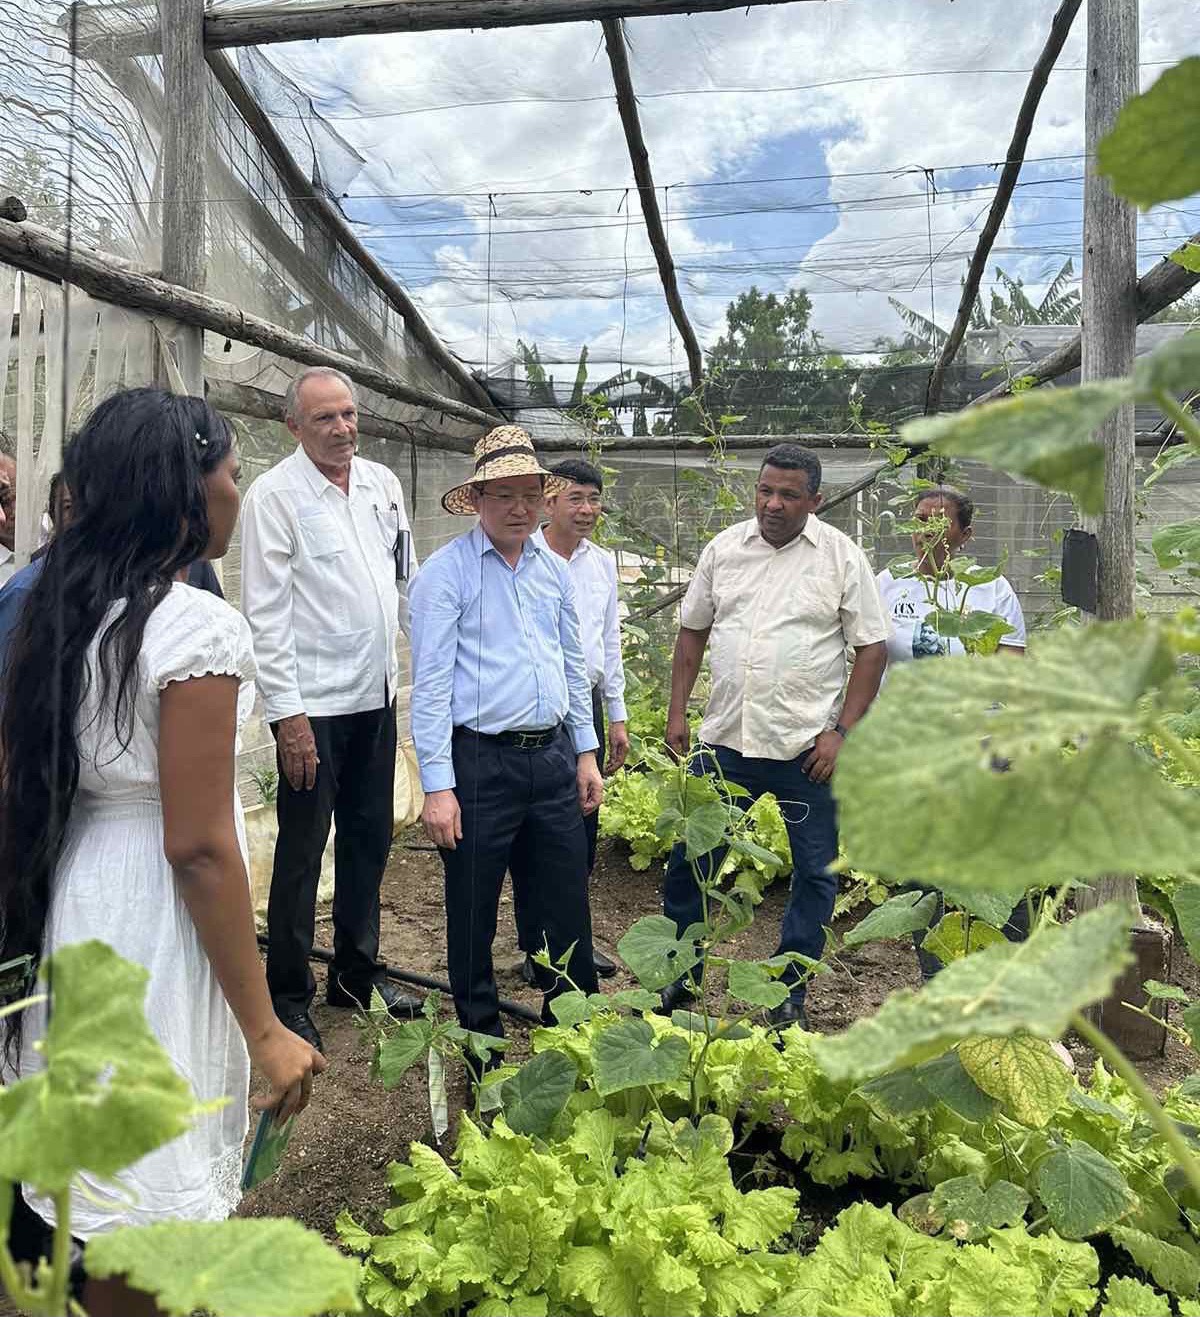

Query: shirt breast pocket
[298,511,342,560]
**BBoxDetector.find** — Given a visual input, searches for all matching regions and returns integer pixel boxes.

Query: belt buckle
[516,731,538,749]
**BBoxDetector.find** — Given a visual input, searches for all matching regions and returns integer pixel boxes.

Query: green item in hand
[241,1107,295,1193]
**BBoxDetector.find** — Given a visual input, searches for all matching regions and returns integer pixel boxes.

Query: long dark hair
[0,388,232,1056]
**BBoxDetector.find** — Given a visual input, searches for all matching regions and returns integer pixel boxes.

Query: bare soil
[240,831,1200,1241]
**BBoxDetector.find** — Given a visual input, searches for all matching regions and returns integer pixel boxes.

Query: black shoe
[521,954,538,988]
[659,980,697,1014]
[327,974,422,1018]
[280,1011,324,1054]
[593,948,618,979]
[766,999,810,1031]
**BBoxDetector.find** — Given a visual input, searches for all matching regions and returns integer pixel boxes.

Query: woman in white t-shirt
[875,486,1028,977]
[876,487,1026,662]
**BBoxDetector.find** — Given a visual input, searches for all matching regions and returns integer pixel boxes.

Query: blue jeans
[662,744,838,1005]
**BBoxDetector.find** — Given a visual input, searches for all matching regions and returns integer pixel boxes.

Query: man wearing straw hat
[410,425,603,1067]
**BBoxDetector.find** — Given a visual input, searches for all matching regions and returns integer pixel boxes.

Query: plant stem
[47,1193,71,1317]
[0,1181,41,1315]
[1155,389,1200,449]
[1071,1011,1200,1200]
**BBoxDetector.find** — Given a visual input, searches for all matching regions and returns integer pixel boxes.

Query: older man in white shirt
[521,457,628,979]
[240,366,421,1053]
[661,443,889,1030]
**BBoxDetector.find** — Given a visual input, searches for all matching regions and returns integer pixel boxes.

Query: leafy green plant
[0,941,359,1317]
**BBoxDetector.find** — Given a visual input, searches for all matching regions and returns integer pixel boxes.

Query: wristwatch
[833,722,849,739]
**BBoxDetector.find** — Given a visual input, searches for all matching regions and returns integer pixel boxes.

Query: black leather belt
[454,723,562,750]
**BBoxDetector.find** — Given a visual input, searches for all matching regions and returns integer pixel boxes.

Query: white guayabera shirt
[680,516,889,762]
[531,528,627,722]
[875,569,1026,664]
[240,446,417,723]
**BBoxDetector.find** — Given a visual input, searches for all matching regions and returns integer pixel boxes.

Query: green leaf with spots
[842,890,940,947]
[928,1175,1030,1241]
[836,619,1200,893]
[958,1033,1072,1127]
[617,914,701,991]
[85,1219,362,1317]
[590,1017,689,1096]
[1036,1143,1136,1239]
[501,1050,578,1137]
[812,905,1130,1081]
[921,913,1008,966]
[1143,979,1190,1002]
[900,382,1128,513]
[1152,521,1200,570]
[1097,57,1200,207]
[0,941,198,1193]
[1110,1225,1200,1298]
[1173,244,1200,274]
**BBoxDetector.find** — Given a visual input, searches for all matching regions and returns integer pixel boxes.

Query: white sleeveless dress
[20,583,255,1236]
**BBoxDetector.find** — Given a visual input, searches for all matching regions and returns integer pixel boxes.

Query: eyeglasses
[480,491,546,510]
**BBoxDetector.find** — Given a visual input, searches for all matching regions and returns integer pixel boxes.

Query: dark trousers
[443,725,598,1037]
[911,890,1031,979]
[515,687,604,953]
[663,743,838,1005]
[266,702,397,1015]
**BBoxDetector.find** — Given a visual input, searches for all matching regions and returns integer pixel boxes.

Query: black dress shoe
[659,980,697,1013]
[327,975,422,1018]
[521,954,538,987]
[766,999,810,1031]
[280,1011,324,1054]
[593,948,618,979]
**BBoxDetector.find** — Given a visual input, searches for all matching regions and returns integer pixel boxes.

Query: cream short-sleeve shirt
[680,516,889,761]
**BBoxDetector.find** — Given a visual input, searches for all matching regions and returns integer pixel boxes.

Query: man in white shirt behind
[240,366,421,1054]
[523,458,628,979]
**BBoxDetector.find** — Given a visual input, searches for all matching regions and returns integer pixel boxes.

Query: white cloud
[261,0,1200,376]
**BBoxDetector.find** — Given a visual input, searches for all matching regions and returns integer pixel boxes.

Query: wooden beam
[0,218,496,429]
[967,231,1200,408]
[159,0,207,392]
[205,50,500,417]
[538,431,899,452]
[602,18,704,392]
[206,377,474,451]
[77,0,812,57]
[925,0,1082,415]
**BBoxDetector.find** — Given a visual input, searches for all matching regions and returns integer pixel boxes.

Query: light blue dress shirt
[410,525,600,792]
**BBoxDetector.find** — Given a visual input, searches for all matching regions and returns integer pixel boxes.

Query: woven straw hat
[441,425,567,515]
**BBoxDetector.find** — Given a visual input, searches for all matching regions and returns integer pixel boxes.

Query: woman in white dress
[0,388,324,1315]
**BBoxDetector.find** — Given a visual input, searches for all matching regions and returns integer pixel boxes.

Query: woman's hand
[249,1022,327,1121]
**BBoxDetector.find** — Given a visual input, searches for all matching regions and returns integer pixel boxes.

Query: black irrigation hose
[255,933,542,1025]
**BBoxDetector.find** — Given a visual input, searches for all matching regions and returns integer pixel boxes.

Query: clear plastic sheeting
[0,0,489,448]
[207,0,1200,391]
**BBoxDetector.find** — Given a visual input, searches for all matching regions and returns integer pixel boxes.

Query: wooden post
[1072,0,1164,1057]
[602,18,705,394]
[159,0,206,393]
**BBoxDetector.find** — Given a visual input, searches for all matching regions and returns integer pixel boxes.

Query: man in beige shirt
[662,443,888,1028]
